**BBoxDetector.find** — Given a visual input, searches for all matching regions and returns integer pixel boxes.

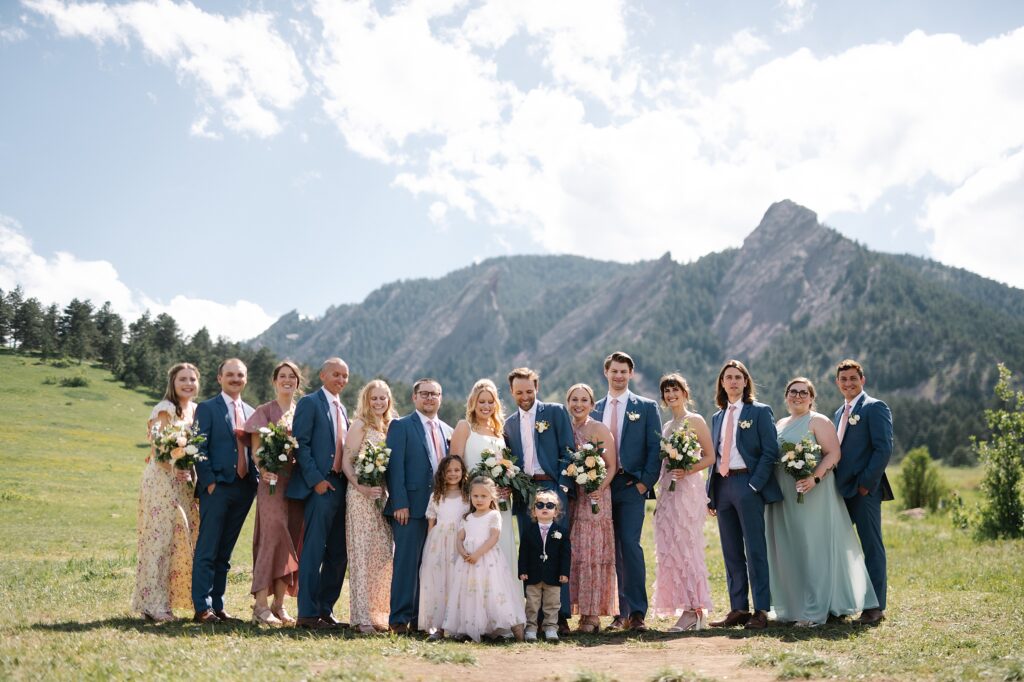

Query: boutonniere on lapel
[848,414,860,426]
[536,421,549,433]
[552,530,562,539]
[739,420,753,429]
[627,411,640,422]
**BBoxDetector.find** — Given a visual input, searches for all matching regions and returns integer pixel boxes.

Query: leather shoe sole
[710,610,751,627]
[297,617,331,630]
[193,610,221,624]
[744,611,769,630]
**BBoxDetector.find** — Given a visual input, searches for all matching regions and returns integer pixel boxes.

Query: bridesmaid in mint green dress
[765,377,878,626]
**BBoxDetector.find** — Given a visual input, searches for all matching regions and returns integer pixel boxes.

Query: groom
[385,378,452,634]
[834,358,893,625]
[591,351,662,632]
[192,357,257,623]
[287,357,351,629]
[504,367,575,634]
[707,359,781,631]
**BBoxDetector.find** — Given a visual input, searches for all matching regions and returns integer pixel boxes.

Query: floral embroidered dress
[418,492,470,632]
[131,400,199,616]
[345,425,394,630]
[569,419,618,616]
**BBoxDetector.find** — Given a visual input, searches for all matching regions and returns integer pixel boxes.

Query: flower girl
[442,477,526,642]
[419,455,470,638]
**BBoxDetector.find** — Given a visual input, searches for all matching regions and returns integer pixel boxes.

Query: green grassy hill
[1,351,1021,680]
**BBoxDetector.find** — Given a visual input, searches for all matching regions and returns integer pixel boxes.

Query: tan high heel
[252,605,283,626]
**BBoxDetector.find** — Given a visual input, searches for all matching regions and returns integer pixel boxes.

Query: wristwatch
[813,475,821,484]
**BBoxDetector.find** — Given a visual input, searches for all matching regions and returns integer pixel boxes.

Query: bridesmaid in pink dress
[565,383,619,633]
[652,373,716,631]
[244,361,305,626]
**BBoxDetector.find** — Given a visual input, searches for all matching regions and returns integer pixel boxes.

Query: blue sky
[2,0,1023,340]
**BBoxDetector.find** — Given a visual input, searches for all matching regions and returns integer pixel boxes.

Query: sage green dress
[765,412,878,624]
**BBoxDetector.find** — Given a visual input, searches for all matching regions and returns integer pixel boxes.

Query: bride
[449,379,521,588]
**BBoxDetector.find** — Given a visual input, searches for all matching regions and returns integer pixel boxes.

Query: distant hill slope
[253,201,1024,462]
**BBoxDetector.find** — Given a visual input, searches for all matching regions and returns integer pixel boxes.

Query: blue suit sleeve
[386,419,409,511]
[859,400,893,492]
[292,397,324,490]
[639,400,662,490]
[194,402,215,490]
[749,404,779,492]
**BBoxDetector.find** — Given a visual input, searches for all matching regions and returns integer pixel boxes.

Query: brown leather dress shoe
[193,609,221,624]
[214,610,242,624]
[710,609,751,627]
[627,614,648,632]
[744,610,769,630]
[855,608,885,625]
[390,623,411,635]
[606,616,627,631]
[296,617,331,630]
[319,614,348,629]
[557,616,571,637]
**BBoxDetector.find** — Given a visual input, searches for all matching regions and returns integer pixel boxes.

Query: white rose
[795,443,803,453]
[377,465,386,472]
[278,454,288,462]
[485,457,498,467]
[176,436,188,447]
[575,473,588,485]
[363,463,375,474]
[582,443,594,451]
[259,427,272,435]
[491,466,502,477]
[284,443,292,450]
[184,444,198,455]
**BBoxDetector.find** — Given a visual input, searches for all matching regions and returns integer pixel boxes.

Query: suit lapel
[532,402,544,453]
[508,413,523,456]
[619,392,635,442]
[410,414,432,463]
[592,397,606,421]
[711,410,723,455]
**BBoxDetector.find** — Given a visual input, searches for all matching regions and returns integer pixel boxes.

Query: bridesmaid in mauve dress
[244,361,305,626]
[565,383,619,633]
[131,362,201,623]
[340,379,397,634]
[651,373,716,632]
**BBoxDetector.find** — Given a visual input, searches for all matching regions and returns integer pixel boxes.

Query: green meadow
[0,350,1021,681]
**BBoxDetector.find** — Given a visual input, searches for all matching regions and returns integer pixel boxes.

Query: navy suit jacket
[517,520,571,586]
[591,391,662,492]
[504,401,575,493]
[833,393,895,500]
[384,412,452,519]
[194,394,256,492]
[707,400,782,508]
[287,389,349,501]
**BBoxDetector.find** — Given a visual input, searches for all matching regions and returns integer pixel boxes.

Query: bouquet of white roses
[469,447,534,512]
[255,413,297,495]
[660,424,702,491]
[563,440,608,514]
[151,420,207,488]
[779,436,821,503]
[354,439,392,510]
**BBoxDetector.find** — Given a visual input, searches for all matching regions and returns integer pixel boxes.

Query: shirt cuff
[748,483,757,492]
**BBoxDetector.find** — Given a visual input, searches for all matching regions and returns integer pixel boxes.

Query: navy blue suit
[504,401,574,618]
[708,400,781,613]
[384,412,452,627]
[518,520,571,585]
[286,389,349,620]
[591,390,661,619]
[191,394,257,613]
[834,392,893,610]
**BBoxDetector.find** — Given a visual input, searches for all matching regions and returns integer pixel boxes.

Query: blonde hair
[465,476,498,517]
[355,379,397,434]
[466,379,505,436]
[530,488,564,521]
[565,382,595,405]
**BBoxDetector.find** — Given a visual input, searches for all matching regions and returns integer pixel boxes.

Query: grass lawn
[0,350,1021,680]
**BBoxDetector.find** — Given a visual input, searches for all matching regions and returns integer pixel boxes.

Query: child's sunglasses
[534,501,557,510]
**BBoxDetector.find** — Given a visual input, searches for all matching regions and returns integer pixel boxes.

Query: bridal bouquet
[660,424,702,491]
[563,440,608,514]
[151,420,207,488]
[470,448,533,512]
[354,439,392,510]
[255,413,297,495]
[780,436,821,503]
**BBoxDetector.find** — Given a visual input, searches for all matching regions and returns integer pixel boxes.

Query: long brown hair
[432,455,469,505]
[162,363,200,418]
[715,359,756,409]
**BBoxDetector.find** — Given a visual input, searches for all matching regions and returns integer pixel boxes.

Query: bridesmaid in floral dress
[341,379,397,633]
[131,362,201,623]
[565,383,619,633]
[244,361,305,626]
[652,373,715,631]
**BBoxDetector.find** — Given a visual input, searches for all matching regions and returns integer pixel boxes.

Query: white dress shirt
[321,386,343,442]
[221,392,243,429]
[601,391,629,445]
[519,402,539,476]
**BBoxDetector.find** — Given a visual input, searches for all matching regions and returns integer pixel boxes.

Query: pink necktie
[608,398,620,444]
[428,420,444,465]
[718,405,737,477]
[234,401,248,479]
[838,403,852,442]
[332,400,346,473]
[540,526,549,542]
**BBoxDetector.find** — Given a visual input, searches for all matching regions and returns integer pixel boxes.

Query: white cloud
[777,0,814,34]
[0,215,276,340]
[1,24,29,43]
[713,28,770,76]
[25,0,307,138]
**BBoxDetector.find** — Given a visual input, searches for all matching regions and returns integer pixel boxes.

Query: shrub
[41,376,57,385]
[972,364,1024,540]
[59,376,90,388]
[898,447,948,512]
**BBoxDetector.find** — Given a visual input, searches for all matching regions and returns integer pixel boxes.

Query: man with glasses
[385,378,452,634]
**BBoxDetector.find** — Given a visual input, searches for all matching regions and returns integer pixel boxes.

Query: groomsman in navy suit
[385,378,452,634]
[707,359,782,631]
[504,367,575,634]
[287,358,351,629]
[192,358,257,623]
[591,351,662,632]
[833,358,893,625]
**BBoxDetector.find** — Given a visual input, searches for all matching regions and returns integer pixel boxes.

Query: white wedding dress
[463,431,522,589]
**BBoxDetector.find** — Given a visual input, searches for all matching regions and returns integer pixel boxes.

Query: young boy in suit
[518,489,571,641]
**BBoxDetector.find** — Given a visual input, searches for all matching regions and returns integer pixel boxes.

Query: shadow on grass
[566,621,874,648]
[29,617,364,640]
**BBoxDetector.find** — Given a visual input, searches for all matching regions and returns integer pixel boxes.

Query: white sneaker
[525,628,538,642]
[543,626,558,641]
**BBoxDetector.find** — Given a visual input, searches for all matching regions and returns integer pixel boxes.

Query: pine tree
[59,298,97,364]
[12,296,44,351]
[94,302,125,371]
[0,287,10,347]
[39,304,60,359]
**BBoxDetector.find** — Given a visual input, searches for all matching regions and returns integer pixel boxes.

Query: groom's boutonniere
[627,411,640,422]
[739,420,753,429]
[848,414,860,426]
[536,421,549,433]
[552,530,562,540]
